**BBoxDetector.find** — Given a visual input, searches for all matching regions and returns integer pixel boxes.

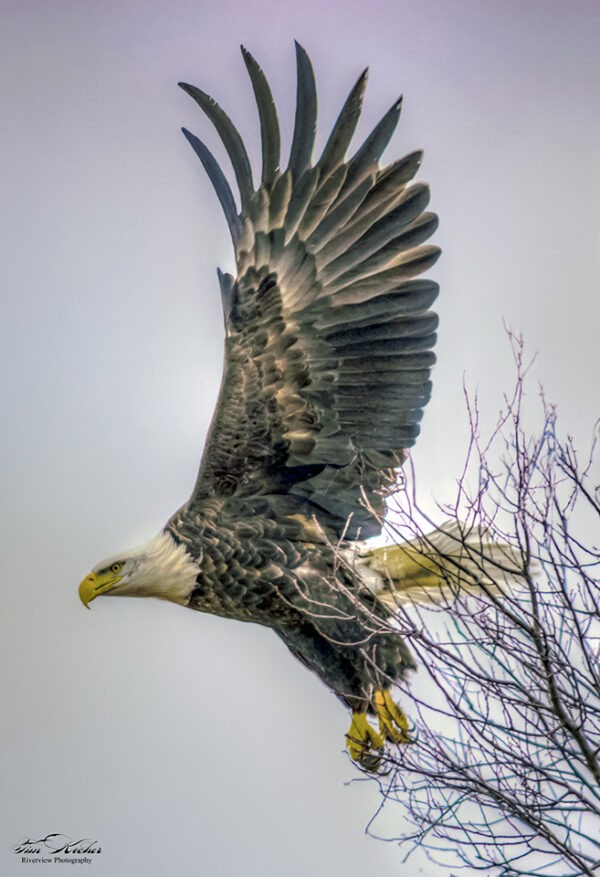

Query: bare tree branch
[333,335,600,876]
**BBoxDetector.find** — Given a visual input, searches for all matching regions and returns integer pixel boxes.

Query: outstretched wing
[179,43,439,540]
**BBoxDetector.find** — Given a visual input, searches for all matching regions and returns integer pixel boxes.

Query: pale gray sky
[2,1,599,875]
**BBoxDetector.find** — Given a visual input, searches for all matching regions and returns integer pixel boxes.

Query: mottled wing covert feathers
[178,43,440,540]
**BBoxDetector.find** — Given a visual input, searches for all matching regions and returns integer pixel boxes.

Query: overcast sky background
[2,1,599,875]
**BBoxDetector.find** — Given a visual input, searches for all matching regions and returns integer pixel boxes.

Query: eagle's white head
[78,531,199,609]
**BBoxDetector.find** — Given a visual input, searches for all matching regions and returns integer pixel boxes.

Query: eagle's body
[166,502,416,710]
[79,44,442,767]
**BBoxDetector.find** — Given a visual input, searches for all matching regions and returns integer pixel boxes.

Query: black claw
[358,749,384,772]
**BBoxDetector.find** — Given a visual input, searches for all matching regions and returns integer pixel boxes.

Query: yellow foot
[374,688,413,745]
[346,711,385,771]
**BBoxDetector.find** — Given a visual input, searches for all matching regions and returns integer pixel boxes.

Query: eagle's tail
[359,521,533,607]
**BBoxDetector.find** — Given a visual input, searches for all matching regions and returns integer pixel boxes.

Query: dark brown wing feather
[178,43,440,540]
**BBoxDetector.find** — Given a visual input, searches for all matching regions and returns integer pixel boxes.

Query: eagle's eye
[111,562,123,574]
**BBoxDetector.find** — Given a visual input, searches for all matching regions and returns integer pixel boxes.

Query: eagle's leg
[346,711,385,771]
[374,688,413,745]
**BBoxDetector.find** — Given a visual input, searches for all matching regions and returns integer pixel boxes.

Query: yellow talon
[346,711,385,771]
[374,688,413,745]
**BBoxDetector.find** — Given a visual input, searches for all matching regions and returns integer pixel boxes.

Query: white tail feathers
[359,521,535,607]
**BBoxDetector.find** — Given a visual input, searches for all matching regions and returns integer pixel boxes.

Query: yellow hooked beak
[78,570,123,609]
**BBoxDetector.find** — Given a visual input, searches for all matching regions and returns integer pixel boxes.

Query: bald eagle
[78,44,446,770]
